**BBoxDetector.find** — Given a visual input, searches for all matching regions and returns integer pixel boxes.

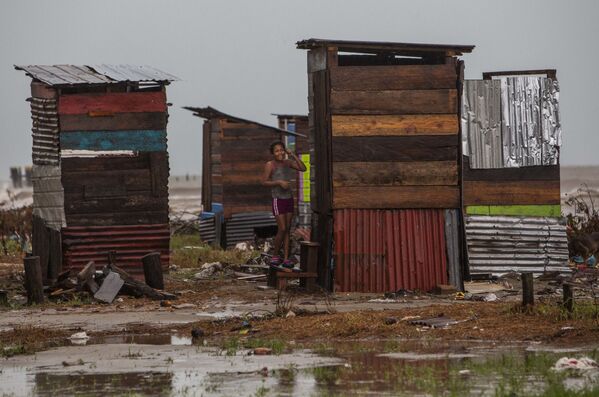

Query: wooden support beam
[521,272,534,307]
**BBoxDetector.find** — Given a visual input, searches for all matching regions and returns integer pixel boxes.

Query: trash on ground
[552,357,599,371]
[194,262,223,279]
[253,347,273,355]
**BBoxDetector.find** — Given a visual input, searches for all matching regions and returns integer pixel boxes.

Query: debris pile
[44,260,176,304]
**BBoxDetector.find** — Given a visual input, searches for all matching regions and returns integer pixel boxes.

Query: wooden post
[142,252,164,290]
[521,272,534,307]
[0,290,7,306]
[300,242,320,291]
[24,256,44,304]
[563,283,574,313]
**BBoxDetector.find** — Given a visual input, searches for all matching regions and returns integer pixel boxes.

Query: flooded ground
[2,335,599,396]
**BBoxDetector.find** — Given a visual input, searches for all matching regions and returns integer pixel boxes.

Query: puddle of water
[83,333,192,346]
[2,338,599,396]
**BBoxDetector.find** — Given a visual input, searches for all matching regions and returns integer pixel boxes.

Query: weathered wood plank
[333,161,458,187]
[330,64,457,91]
[332,114,458,136]
[65,210,168,227]
[463,157,560,181]
[59,91,167,115]
[330,89,457,115]
[31,82,57,99]
[332,135,458,162]
[64,195,168,214]
[463,181,561,205]
[61,153,158,171]
[60,130,166,151]
[333,186,460,209]
[60,112,167,132]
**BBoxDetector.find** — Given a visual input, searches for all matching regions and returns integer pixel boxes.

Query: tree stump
[24,256,44,304]
[521,272,534,308]
[142,252,164,290]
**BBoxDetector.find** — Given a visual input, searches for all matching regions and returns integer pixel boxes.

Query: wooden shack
[462,69,567,276]
[17,64,177,280]
[184,107,306,247]
[297,39,475,292]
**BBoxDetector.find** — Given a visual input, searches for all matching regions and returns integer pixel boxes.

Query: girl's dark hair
[269,141,285,154]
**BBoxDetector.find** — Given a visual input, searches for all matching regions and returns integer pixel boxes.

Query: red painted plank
[58,91,167,115]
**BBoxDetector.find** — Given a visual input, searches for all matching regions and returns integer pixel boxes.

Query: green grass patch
[170,234,259,269]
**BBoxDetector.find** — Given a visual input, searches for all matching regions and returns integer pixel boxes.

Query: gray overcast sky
[1,0,597,178]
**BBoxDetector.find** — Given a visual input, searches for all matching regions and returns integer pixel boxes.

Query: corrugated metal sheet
[90,64,180,84]
[30,97,59,165]
[501,77,543,167]
[462,77,562,169]
[465,215,569,275]
[199,216,216,244]
[444,209,462,289]
[62,223,170,276]
[297,202,311,229]
[225,211,276,248]
[15,64,178,87]
[333,209,448,293]
[461,80,502,168]
[541,78,562,165]
[32,165,65,230]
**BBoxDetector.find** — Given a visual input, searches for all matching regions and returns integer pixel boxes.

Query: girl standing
[262,141,306,267]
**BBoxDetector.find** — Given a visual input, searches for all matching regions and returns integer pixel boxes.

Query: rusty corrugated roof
[15,64,179,87]
[296,38,475,56]
[183,106,307,138]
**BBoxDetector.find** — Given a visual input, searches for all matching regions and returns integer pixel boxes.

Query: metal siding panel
[462,77,562,169]
[60,130,167,151]
[31,97,60,165]
[333,209,447,292]
[224,212,277,248]
[444,209,462,288]
[90,64,180,83]
[465,215,569,275]
[540,79,561,165]
[32,165,65,229]
[62,224,170,276]
[16,65,178,86]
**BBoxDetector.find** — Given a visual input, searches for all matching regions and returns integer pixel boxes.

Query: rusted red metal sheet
[333,209,448,292]
[62,223,170,276]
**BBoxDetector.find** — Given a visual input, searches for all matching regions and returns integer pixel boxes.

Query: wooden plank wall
[61,153,169,226]
[462,157,561,206]
[218,119,293,219]
[201,120,212,211]
[329,62,460,209]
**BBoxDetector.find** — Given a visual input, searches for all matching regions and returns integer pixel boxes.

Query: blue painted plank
[60,130,166,151]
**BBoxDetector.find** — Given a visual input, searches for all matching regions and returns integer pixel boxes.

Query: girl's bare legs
[273,215,287,259]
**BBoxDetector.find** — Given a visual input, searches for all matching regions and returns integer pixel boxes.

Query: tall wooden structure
[297,39,475,292]
[17,64,177,280]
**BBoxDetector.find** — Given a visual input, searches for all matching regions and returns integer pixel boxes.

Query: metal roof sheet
[296,38,475,56]
[183,106,307,138]
[15,64,179,87]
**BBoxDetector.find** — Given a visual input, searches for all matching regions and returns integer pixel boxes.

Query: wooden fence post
[142,252,164,290]
[24,256,44,304]
[521,272,534,307]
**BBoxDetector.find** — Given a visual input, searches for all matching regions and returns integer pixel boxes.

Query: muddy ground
[3,259,599,396]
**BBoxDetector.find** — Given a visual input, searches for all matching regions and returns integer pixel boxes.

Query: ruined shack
[184,107,306,247]
[462,69,567,276]
[297,39,474,292]
[16,64,177,280]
